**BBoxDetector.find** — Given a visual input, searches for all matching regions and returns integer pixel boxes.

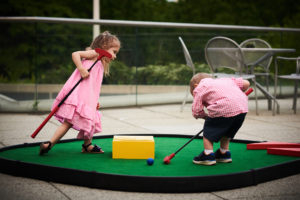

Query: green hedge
[35,60,279,86]
[104,61,211,85]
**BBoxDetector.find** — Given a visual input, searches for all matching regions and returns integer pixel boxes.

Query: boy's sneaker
[215,149,232,163]
[193,151,216,165]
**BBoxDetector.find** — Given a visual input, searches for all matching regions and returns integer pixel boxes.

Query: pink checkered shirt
[192,78,248,119]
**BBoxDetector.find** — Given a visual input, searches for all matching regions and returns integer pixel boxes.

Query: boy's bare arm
[242,80,250,91]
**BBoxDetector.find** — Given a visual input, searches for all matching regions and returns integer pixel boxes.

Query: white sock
[204,149,214,155]
[220,148,228,154]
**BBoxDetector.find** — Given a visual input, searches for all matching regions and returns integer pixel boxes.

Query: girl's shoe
[193,151,216,165]
[215,149,232,163]
[82,143,104,153]
[39,141,52,155]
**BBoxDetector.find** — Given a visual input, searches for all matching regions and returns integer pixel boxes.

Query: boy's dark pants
[203,113,247,142]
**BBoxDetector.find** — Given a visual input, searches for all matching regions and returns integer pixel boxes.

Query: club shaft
[31,106,59,138]
[174,129,203,155]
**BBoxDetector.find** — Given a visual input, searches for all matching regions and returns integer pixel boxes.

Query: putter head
[95,48,112,60]
[163,153,175,165]
[163,156,170,165]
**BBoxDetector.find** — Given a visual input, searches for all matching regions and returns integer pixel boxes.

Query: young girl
[190,73,250,165]
[39,31,120,155]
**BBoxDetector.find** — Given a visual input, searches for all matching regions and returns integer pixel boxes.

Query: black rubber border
[0,134,299,193]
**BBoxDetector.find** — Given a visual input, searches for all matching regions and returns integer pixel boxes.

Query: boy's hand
[242,80,250,91]
[96,102,100,110]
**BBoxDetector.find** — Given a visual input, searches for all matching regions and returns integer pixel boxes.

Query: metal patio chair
[204,36,259,114]
[240,38,273,110]
[274,56,300,114]
[178,36,196,112]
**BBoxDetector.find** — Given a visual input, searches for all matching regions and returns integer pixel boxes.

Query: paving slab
[0,98,300,199]
[0,173,69,200]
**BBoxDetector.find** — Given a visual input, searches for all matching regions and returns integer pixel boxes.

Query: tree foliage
[0,0,299,84]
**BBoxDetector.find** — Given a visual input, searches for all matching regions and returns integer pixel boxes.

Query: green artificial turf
[0,137,298,177]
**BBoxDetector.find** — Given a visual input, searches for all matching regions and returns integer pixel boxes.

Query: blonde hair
[189,73,212,95]
[90,31,120,76]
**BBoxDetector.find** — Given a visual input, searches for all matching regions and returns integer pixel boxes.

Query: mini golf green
[0,134,299,193]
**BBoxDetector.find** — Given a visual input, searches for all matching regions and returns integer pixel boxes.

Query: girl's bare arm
[71,50,98,78]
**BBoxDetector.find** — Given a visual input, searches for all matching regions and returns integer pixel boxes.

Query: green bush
[104,61,211,85]
[104,61,135,84]
[39,63,74,84]
[41,60,270,86]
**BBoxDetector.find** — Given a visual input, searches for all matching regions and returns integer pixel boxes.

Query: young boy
[190,73,250,165]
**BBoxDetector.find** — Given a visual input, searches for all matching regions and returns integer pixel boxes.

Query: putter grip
[31,106,59,138]
[169,153,175,159]
[245,88,253,96]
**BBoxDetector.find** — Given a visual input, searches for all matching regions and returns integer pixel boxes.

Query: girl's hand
[96,102,100,110]
[79,67,89,79]
[72,50,97,79]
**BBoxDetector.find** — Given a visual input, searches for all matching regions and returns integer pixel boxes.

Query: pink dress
[52,59,103,139]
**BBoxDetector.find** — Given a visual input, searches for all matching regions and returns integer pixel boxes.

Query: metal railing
[0,16,299,112]
[1,16,300,32]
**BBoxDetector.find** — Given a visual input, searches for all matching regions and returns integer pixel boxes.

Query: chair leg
[180,86,190,112]
[266,76,272,110]
[293,81,298,114]
[252,78,259,115]
[273,59,282,115]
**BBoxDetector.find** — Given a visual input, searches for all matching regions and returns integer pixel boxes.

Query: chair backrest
[205,36,245,75]
[277,56,300,75]
[178,37,195,75]
[240,38,273,71]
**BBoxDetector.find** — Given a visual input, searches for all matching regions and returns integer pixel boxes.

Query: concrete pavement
[0,97,300,200]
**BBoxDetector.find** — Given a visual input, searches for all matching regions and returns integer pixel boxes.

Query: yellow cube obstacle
[112,136,155,159]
